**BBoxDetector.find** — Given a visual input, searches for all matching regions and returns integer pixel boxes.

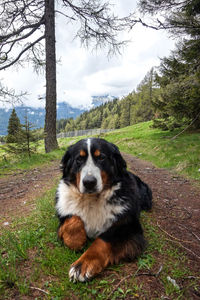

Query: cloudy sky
[1,0,175,109]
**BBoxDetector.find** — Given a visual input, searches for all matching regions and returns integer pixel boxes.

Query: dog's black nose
[83,175,97,191]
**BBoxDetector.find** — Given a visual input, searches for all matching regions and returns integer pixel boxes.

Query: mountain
[57,102,85,119]
[0,102,85,135]
[91,95,116,108]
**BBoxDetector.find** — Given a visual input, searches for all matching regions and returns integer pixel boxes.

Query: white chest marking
[56,180,124,238]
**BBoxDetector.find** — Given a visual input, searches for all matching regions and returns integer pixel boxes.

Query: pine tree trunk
[44,0,58,153]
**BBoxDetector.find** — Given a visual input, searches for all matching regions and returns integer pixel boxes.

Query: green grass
[0,184,199,299]
[1,121,200,180]
[0,137,80,176]
[98,121,200,180]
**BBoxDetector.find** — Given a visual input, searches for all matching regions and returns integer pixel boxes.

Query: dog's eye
[76,156,84,164]
[98,154,106,161]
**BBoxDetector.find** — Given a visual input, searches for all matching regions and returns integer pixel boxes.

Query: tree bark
[44,0,58,153]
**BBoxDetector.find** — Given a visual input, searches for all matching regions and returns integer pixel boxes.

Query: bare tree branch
[0,35,45,70]
[0,16,44,44]
[58,0,140,55]
[55,9,76,20]
[0,82,27,105]
[0,18,44,42]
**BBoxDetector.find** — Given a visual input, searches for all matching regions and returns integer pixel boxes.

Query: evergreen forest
[56,68,156,132]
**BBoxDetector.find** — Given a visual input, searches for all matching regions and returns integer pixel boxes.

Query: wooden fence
[57,128,114,138]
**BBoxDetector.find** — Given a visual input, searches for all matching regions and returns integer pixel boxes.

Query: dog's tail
[135,176,152,211]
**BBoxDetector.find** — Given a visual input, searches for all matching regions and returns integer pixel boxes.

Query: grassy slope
[0,137,80,176]
[99,121,200,181]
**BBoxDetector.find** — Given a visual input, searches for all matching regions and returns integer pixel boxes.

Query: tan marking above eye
[94,149,101,157]
[80,150,86,157]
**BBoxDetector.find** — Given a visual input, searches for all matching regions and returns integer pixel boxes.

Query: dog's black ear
[60,146,73,178]
[110,143,127,176]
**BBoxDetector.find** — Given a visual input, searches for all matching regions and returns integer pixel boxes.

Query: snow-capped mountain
[0,102,85,135]
[91,95,116,108]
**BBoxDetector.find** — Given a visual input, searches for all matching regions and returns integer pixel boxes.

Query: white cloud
[63,89,93,108]
[0,0,175,109]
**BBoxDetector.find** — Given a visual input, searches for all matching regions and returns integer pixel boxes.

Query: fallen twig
[191,232,200,242]
[165,238,200,260]
[156,222,194,244]
[178,223,200,243]
[107,267,142,298]
[155,265,163,277]
[30,286,49,295]
[107,264,163,298]
[107,273,132,298]
[183,275,200,280]
[136,265,163,278]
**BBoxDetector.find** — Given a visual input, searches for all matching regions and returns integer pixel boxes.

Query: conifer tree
[7,109,22,143]
[21,115,39,157]
[131,69,155,124]
[6,114,38,156]
[120,98,131,128]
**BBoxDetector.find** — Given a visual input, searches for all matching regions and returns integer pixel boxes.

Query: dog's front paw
[69,238,112,282]
[58,216,86,250]
[69,257,103,282]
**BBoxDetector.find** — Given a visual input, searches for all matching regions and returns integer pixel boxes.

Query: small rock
[3,222,9,226]
[163,199,169,203]
[167,276,180,289]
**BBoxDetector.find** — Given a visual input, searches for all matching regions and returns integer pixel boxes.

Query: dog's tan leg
[68,236,143,282]
[58,216,87,251]
[69,238,113,282]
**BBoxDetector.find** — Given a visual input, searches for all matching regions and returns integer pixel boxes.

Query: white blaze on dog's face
[79,139,103,194]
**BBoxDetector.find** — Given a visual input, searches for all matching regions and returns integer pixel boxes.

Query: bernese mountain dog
[56,138,152,282]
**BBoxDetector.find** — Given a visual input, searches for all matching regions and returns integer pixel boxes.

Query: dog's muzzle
[82,175,97,193]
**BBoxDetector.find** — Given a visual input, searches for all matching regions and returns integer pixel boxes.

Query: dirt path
[0,154,200,298]
[0,161,60,228]
[122,153,200,268]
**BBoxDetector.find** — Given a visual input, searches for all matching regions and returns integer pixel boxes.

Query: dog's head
[61,138,127,194]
